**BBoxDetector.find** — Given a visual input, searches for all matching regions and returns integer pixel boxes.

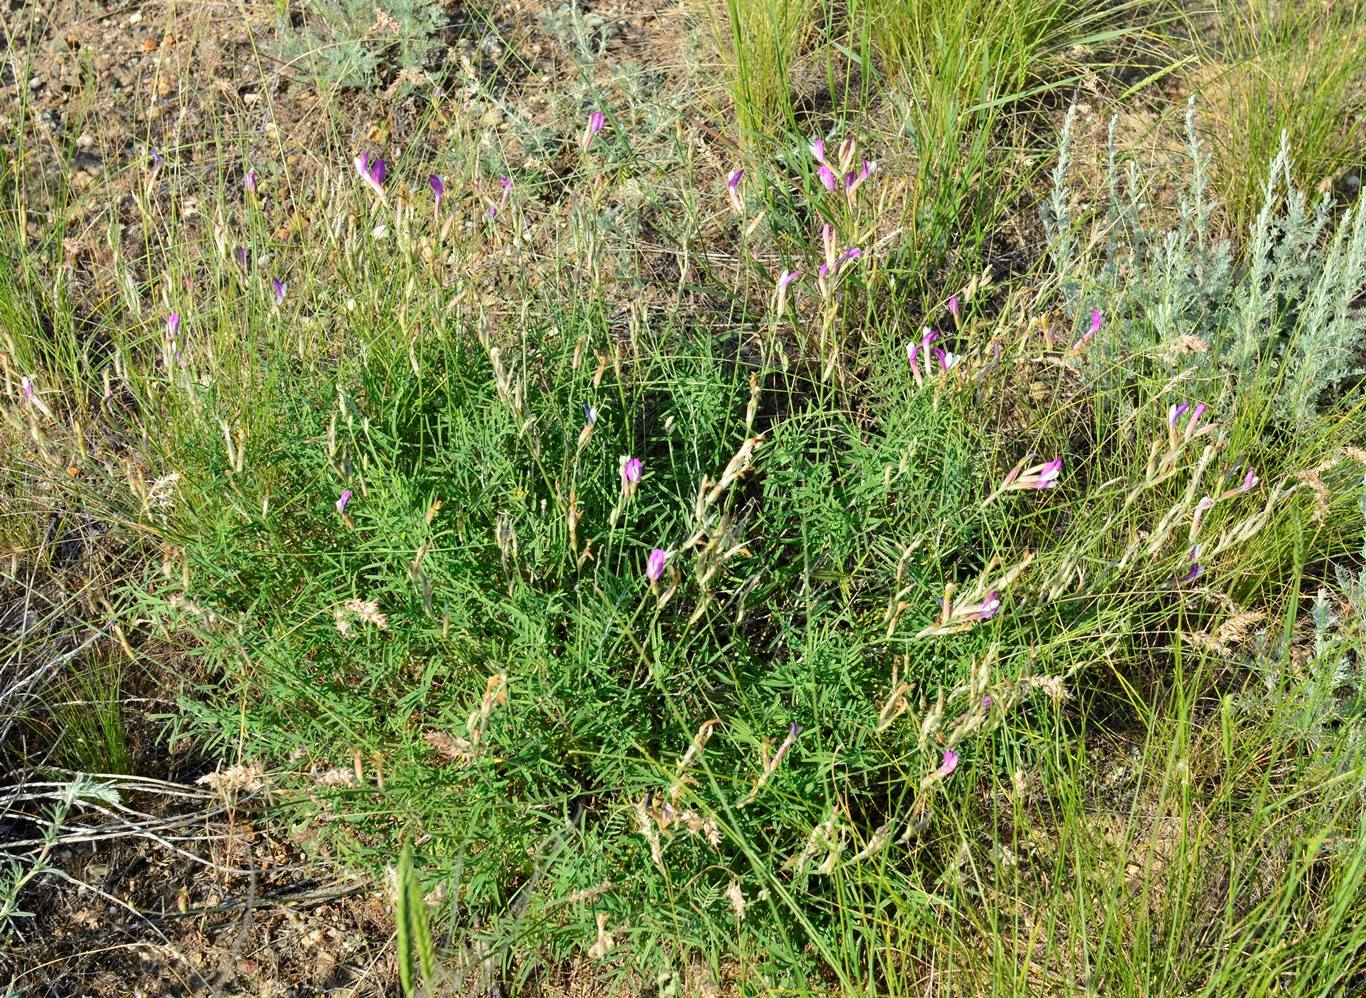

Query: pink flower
[583,109,606,151]
[933,348,961,371]
[817,165,838,192]
[906,340,923,384]
[978,592,1000,620]
[845,159,875,196]
[726,168,744,213]
[1170,402,1212,441]
[20,375,34,399]
[244,169,259,194]
[646,547,667,583]
[336,489,352,514]
[775,269,801,313]
[1073,308,1101,351]
[993,457,1063,498]
[937,750,959,778]
[810,137,827,164]
[620,455,643,488]
[167,312,181,341]
[1032,458,1063,488]
[1238,467,1257,492]
[354,152,386,197]
[948,294,960,319]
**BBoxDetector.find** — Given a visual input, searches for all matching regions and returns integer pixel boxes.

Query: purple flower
[1033,458,1063,488]
[583,404,597,426]
[167,312,181,341]
[909,329,939,384]
[1073,308,1102,351]
[819,246,863,287]
[845,159,875,196]
[336,489,352,514]
[271,279,287,306]
[235,246,251,269]
[1179,545,1203,583]
[981,695,992,710]
[149,146,164,169]
[646,547,668,583]
[810,137,827,164]
[621,455,643,486]
[906,340,924,384]
[817,165,838,192]
[775,269,801,312]
[937,749,959,778]
[1172,402,1211,441]
[1238,467,1258,493]
[429,174,445,205]
[726,168,744,213]
[979,592,1000,620]
[20,375,33,399]
[583,109,606,151]
[354,152,386,196]
[948,294,960,319]
[244,169,259,194]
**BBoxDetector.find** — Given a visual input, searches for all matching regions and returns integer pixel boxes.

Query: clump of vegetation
[274,0,447,94]
[2,0,1366,993]
[1046,102,1366,429]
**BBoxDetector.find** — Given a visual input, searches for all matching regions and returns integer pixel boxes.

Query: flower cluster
[816,224,862,297]
[906,327,961,384]
[810,136,875,206]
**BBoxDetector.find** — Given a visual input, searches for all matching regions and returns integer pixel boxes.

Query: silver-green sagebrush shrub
[1045,101,1366,429]
[275,0,445,94]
